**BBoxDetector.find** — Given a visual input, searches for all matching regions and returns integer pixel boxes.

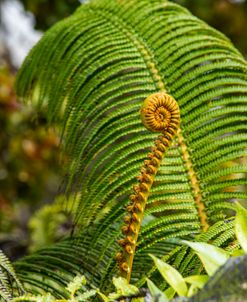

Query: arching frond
[15,0,247,295]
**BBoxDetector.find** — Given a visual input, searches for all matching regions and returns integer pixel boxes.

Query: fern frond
[0,250,24,301]
[15,0,247,294]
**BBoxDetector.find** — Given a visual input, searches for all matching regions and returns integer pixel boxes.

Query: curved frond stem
[116,92,180,282]
[177,130,209,232]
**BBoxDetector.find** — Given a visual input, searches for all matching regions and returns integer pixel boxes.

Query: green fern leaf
[15,0,247,296]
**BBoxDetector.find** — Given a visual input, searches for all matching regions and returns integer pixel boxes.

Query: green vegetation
[1,0,247,301]
[1,204,247,301]
[18,0,247,55]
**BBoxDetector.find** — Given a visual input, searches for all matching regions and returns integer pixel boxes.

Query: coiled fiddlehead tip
[140,92,180,133]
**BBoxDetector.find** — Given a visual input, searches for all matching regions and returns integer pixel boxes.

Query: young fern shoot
[116,92,180,282]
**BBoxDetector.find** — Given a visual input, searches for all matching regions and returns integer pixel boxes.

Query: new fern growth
[117,92,180,281]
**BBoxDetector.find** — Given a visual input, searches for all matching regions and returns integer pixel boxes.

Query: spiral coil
[140,92,180,134]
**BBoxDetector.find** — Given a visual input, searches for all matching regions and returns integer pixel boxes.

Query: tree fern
[15,0,247,297]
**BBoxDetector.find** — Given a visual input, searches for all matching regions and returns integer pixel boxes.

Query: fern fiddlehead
[116,92,180,282]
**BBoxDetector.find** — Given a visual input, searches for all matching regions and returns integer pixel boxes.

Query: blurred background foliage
[0,0,246,259]
[0,65,63,259]
[19,0,80,30]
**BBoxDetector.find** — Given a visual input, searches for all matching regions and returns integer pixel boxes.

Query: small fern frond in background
[0,250,24,301]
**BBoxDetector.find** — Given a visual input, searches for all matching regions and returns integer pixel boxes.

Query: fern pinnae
[0,268,12,302]
[116,92,180,282]
[15,0,247,294]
